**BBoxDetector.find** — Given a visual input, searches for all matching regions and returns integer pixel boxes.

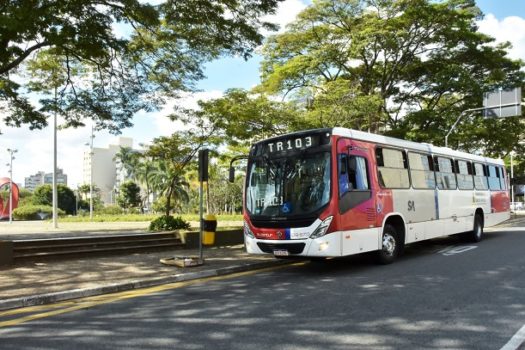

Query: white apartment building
[24,168,68,191]
[83,137,134,205]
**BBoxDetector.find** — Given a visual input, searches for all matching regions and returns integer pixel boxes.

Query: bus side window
[473,162,488,190]
[457,160,474,190]
[339,155,371,213]
[435,156,456,190]
[498,166,506,190]
[488,165,501,190]
[339,155,369,196]
[348,156,369,190]
[376,147,410,189]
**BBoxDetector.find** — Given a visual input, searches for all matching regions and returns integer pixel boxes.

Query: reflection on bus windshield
[246,152,331,216]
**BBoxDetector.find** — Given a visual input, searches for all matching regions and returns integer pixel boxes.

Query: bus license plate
[273,249,289,257]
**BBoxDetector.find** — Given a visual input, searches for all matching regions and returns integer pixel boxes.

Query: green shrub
[97,205,124,215]
[13,205,65,220]
[149,215,191,231]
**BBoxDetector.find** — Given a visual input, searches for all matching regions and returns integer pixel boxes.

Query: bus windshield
[246,152,331,217]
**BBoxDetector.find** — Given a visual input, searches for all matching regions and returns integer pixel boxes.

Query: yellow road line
[0,261,307,328]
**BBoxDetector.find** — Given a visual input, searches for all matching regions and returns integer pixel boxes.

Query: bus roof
[332,127,504,165]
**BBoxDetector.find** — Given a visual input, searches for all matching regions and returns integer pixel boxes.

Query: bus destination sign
[263,132,331,155]
[267,136,315,153]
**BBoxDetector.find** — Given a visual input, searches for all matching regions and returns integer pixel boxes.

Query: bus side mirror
[229,166,235,183]
[229,154,248,183]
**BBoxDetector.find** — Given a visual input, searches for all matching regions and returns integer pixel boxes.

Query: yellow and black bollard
[202,214,217,245]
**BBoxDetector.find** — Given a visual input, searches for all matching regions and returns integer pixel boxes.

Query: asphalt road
[1,226,525,350]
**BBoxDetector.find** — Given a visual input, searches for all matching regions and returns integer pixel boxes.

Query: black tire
[466,213,484,243]
[377,224,402,265]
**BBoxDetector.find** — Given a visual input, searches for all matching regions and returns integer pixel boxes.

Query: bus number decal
[408,200,416,212]
[255,197,284,208]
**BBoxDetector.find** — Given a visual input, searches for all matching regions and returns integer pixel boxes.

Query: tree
[258,0,524,156]
[114,146,142,181]
[32,184,76,215]
[77,184,101,201]
[207,165,243,214]
[171,88,307,147]
[116,181,142,210]
[145,129,220,216]
[148,160,190,216]
[1,0,283,133]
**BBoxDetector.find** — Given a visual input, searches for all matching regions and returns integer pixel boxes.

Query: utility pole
[6,148,17,224]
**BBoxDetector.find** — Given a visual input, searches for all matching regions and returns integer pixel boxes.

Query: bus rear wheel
[377,224,402,265]
[465,213,484,243]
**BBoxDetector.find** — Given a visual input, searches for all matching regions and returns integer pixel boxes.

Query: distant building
[24,168,68,191]
[83,137,136,205]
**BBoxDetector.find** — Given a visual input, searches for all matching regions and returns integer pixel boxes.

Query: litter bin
[202,214,217,245]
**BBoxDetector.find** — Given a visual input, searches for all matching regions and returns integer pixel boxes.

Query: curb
[0,259,297,312]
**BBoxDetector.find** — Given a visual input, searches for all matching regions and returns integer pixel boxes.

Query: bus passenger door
[337,139,377,255]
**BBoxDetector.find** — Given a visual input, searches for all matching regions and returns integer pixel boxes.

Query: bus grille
[251,217,316,229]
[257,243,306,254]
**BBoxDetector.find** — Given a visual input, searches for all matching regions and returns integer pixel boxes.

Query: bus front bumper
[244,232,342,257]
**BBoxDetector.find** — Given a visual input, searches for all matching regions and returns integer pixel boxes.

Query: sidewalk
[0,244,286,310]
[0,221,283,311]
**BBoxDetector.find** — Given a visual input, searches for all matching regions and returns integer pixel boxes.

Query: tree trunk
[165,187,173,217]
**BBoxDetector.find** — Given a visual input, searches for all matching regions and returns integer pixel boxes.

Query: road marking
[437,245,477,256]
[500,324,525,350]
[0,261,307,328]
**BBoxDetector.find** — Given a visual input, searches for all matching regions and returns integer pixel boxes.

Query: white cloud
[0,119,115,189]
[262,0,307,34]
[149,90,224,138]
[477,14,525,61]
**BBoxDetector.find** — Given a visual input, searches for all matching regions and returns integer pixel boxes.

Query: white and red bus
[236,127,510,263]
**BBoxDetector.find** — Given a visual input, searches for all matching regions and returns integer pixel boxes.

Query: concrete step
[13,233,183,260]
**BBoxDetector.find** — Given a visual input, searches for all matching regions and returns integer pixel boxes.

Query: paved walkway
[0,220,283,311]
[0,244,279,302]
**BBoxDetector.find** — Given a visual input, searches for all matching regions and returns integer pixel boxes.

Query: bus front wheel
[377,224,401,265]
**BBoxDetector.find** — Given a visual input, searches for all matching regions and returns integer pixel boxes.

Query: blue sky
[476,0,525,19]
[198,0,525,92]
[1,0,524,188]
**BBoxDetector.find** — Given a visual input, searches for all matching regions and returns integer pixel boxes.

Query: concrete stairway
[12,233,183,260]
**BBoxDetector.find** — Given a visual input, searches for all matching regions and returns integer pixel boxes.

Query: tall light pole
[86,125,95,221]
[7,148,17,224]
[511,152,515,204]
[52,85,58,228]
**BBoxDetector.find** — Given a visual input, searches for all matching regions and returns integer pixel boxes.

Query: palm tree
[135,159,155,210]
[114,146,141,181]
[148,160,190,216]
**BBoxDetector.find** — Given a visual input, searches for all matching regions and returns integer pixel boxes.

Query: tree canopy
[116,180,142,209]
[0,0,283,133]
[255,0,524,156]
[32,184,76,214]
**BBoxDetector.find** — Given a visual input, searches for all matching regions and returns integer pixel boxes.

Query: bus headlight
[310,216,333,239]
[244,222,255,238]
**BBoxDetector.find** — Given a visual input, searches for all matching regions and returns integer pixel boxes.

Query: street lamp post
[52,88,58,229]
[7,148,17,224]
[511,152,515,204]
[86,125,95,221]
